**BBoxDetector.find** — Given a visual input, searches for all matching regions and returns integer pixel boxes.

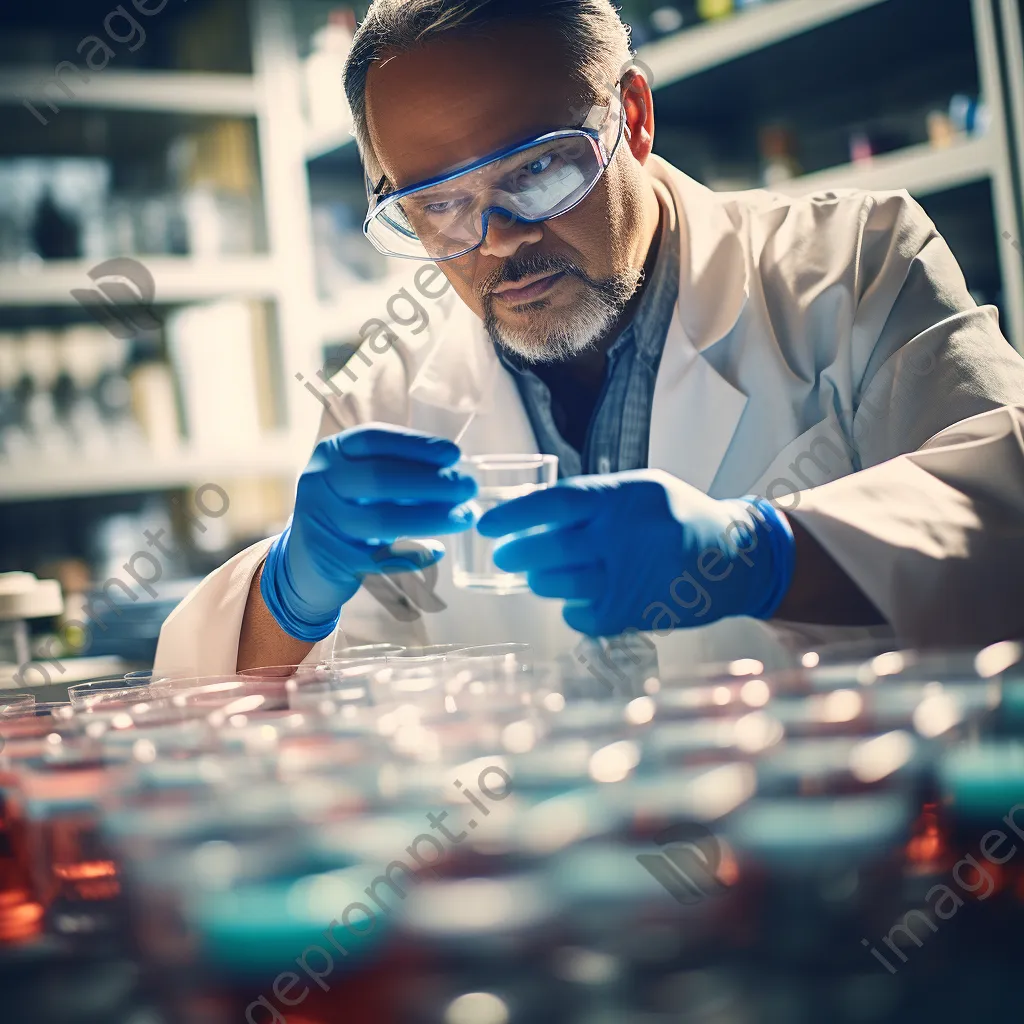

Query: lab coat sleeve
[783,192,1024,646]
[785,405,1024,647]
[153,536,281,675]
[846,191,1024,463]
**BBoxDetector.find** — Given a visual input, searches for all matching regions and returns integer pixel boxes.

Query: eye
[422,197,469,216]
[524,153,554,175]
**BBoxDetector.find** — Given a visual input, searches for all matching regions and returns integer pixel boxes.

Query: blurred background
[0,0,1022,680]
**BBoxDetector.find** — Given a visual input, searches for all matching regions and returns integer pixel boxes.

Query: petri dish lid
[802,663,871,691]
[211,778,361,827]
[756,733,922,791]
[506,740,596,790]
[310,811,440,868]
[449,643,532,662]
[116,754,266,794]
[20,767,111,818]
[189,864,389,976]
[975,640,1024,680]
[938,742,1024,818]
[649,684,748,716]
[515,789,625,854]
[643,714,784,761]
[102,801,225,845]
[858,648,987,686]
[552,841,693,907]
[860,682,1000,734]
[725,793,912,869]
[1002,681,1024,729]
[544,701,633,737]
[100,718,213,759]
[656,658,767,688]
[624,763,756,824]
[796,639,900,671]
[766,691,867,732]
[400,873,556,940]
[388,644,467,659]
[333,643,405,660]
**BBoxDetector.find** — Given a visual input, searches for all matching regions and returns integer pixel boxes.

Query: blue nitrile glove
[261,424,477,641]
[476,469,795,638]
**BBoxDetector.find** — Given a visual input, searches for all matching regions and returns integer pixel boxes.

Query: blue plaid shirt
[496,186,680,477]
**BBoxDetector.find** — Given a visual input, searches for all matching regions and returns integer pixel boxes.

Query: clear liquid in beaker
[452,485,537,593]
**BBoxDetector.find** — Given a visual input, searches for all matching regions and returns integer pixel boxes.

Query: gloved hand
[476,469,795,637]
[261,424,477,641]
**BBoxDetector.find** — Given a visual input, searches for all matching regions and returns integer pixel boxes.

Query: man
[156,0,1024,676]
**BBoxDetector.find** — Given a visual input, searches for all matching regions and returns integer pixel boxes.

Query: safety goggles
[362,85,626,262]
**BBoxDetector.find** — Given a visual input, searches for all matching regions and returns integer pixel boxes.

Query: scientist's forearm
[774,517,887,626]
[236,560,316,672]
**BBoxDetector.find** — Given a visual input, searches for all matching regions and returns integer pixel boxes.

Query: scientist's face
[364,22,656,362]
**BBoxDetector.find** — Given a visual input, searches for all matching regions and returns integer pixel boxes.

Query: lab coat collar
[407,284,501,417]
[648,155,750,353]
[646,156,750,494]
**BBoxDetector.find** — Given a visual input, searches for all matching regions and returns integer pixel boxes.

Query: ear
[620,67,655,164]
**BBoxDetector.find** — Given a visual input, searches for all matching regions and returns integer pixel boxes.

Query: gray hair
[343,0,635,190]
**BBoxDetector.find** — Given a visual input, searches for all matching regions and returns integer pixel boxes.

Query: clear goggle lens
[364,97,622,261]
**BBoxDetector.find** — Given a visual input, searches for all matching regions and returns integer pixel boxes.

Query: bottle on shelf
[303,8,357,141]
[30,187,81,262]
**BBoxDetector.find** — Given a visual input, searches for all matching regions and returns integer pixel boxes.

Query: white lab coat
[155,155,1024,676]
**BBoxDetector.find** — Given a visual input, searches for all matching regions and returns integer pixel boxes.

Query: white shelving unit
[0,1,318,503]
[638,0,891,89]
[1006,0,1024,154]
[297,2,900,168]
[2,435,301,502]
[250,0,331,457]
[0,255,282,305]
[0,68,260,116]
[772,136,999,198]
[967,0,1024,351]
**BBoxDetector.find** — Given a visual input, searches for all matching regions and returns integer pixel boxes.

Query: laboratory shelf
[1000,0,1024,212]
[771,136,998,198]
[0,437,303,503]
[0,68,260,116]
[638,0,891,90]
[0,256,282,306]
[300,0,895,160]
[299,0,900,166]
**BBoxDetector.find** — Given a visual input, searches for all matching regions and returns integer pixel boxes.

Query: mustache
[483,254,587,296]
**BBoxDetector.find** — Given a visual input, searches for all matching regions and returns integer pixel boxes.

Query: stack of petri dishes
[0,638,1021,1022]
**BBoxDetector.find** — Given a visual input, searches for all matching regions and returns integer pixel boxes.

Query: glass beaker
[452,454,558,593]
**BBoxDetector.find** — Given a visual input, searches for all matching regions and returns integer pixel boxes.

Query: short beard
[482,254,643,364]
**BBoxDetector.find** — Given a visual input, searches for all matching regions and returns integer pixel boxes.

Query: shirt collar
[632,176,680,363]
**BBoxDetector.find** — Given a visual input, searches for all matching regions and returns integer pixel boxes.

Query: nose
[478,207,544,259]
